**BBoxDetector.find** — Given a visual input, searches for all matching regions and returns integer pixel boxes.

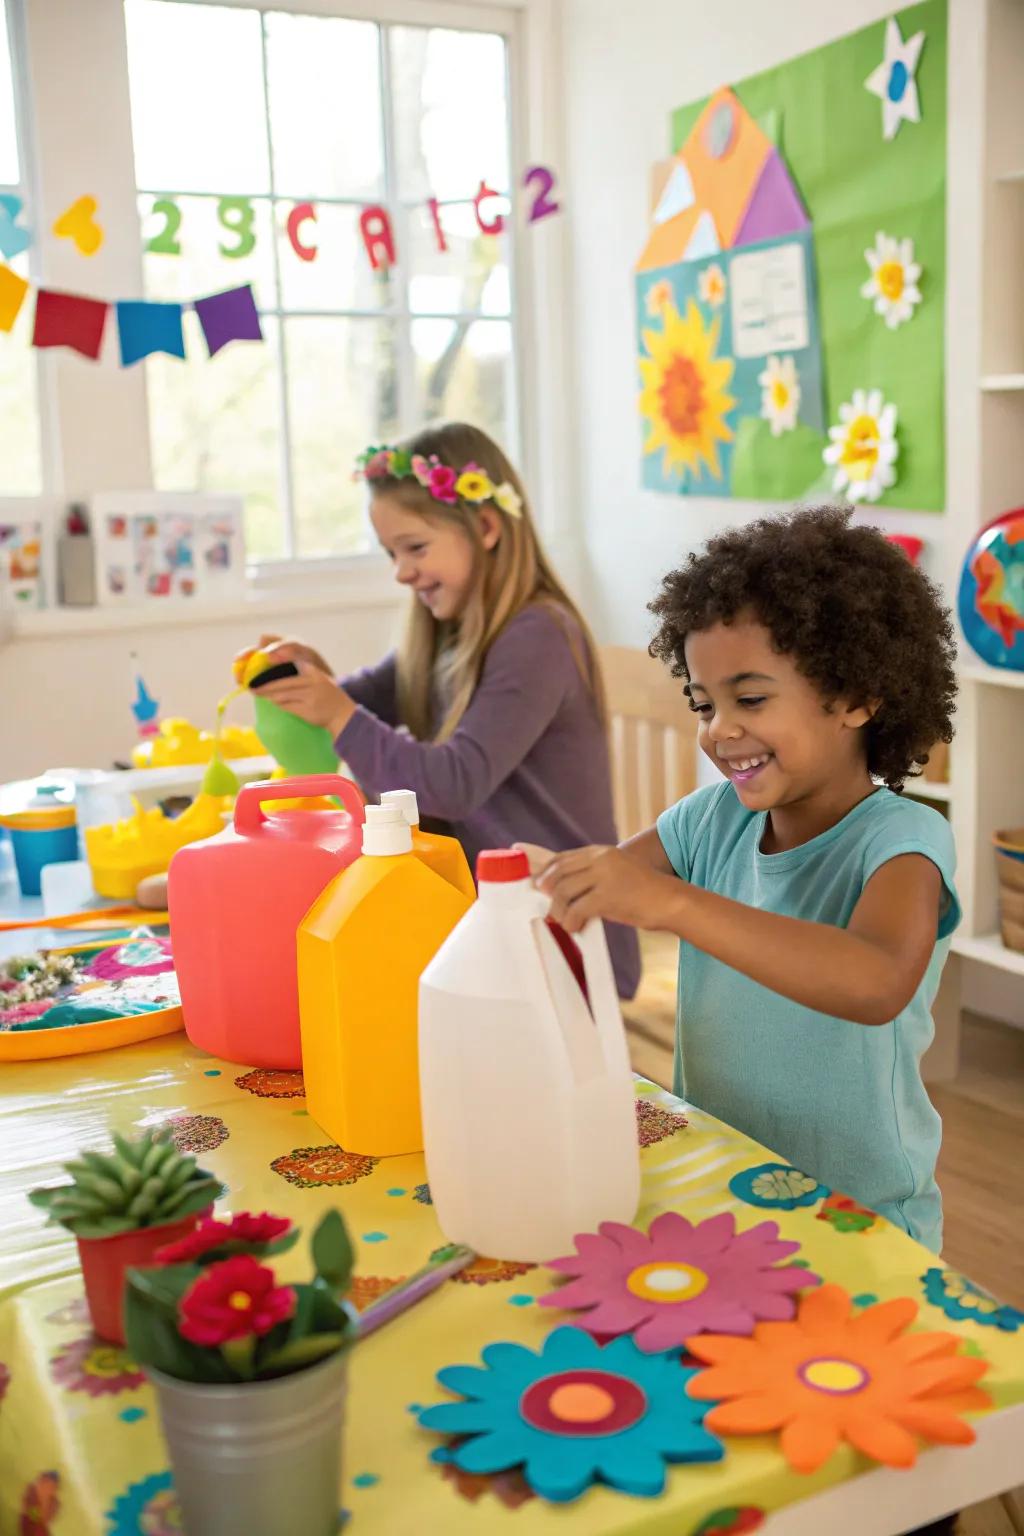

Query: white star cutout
[865,16,926,141]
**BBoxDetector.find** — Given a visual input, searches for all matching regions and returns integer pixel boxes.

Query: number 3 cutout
[218,196,256,259]
[524,166,560,224]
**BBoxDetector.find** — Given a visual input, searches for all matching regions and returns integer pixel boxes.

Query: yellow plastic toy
[84,793,229,898]
[297,803,473,1157]
[380,790,475,900]
[131,717,263,770]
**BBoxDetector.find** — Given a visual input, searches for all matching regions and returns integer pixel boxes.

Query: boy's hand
[254,665,355,739]
[534,845,679,934]
[513,842,557,879]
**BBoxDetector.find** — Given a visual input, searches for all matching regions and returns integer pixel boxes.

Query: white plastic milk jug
[418,848,640,1262]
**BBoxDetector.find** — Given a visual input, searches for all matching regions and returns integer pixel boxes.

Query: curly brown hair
[648,506,957,790]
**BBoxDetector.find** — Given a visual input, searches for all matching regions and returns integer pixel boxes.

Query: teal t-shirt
[656,784,960,1253]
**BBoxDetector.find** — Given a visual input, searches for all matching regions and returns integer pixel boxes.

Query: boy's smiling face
[684,614,875,812]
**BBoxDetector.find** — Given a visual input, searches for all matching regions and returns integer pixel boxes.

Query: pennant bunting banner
[0,264,29,332]
[193,284,263,357]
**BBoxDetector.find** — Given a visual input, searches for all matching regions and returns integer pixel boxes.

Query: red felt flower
[178,1255,295,1345]
[156,1212,292,1265]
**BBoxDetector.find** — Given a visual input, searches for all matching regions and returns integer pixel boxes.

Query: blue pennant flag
[116,300,186,367]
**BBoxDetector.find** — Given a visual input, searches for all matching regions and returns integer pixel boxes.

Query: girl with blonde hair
[245,421,639,998]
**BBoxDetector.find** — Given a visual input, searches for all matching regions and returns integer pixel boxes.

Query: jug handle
[532,893,627,1073]
[234,775,366,834]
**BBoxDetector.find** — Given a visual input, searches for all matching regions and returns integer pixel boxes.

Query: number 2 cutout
[524,166,560,224]
[218,197,256,259]
[146,198,182,256]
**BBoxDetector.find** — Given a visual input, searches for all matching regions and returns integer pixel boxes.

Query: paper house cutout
[637,88,809,272]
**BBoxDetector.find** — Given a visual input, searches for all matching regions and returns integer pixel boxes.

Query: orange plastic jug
[168,774,365,1069]
[297,804,474,1156]
[380,790,476,901]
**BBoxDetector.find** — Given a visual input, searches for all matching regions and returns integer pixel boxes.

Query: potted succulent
[123,1207,357,1536]
[28,1128,223,1344]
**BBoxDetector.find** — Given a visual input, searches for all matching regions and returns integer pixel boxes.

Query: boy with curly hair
[528,507,959,1252]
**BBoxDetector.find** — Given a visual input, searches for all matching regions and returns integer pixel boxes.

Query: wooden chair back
[600,646,699,842]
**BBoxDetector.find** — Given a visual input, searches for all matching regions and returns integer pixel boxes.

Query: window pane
[412,317,511,444]
[140,193,277,309]
[0,258,42,494]
[0,0,19,184]
[285,317,397,558]
[147,312,283,560]
[125,0,270,194]
[391,28,509,202]
[265,14,383,200]
[276,202,392,314]
[407,201,510,317]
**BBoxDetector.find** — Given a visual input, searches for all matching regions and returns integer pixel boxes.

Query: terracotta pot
[77,1207,210,1345]
[147,1347,348,1536]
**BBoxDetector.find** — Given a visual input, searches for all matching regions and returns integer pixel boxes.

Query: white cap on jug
[362,802,413,857]
[380,789,420,826]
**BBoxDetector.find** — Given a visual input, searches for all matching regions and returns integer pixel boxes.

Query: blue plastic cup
[9,823,79,897]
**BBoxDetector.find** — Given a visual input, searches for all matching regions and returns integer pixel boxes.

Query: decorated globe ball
[957,508,1024,671]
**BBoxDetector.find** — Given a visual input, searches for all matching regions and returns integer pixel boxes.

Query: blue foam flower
[922,1268,1024,1333]
[729,1162,828,1211]
[419,1325,722,1502]
[105,1470,176,1534]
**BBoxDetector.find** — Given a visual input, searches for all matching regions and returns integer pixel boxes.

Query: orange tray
[0,938,184,1062]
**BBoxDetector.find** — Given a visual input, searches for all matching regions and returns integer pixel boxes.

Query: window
[124,0,516,563]
[0,0,42,495]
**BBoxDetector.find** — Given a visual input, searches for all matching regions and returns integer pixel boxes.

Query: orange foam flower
[686,1283,990,1473]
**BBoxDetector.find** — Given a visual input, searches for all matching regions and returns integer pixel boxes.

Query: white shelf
[995,169,1024,184]
[958,662,1024,689]
[979,374,1024,391]
[951,932,1024,977]
[903,779,953,803]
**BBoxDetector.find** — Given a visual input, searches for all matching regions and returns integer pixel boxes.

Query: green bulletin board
[637,0,946,510]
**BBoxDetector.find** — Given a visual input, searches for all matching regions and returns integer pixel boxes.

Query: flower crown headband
[355,445,523,518]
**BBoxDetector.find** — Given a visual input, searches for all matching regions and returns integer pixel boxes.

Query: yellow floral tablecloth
[1,1034,1022,1536]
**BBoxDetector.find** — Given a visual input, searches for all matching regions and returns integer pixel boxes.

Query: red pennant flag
[32,288,109,359]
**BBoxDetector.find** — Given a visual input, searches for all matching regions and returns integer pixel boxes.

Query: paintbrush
[356,1243,475,1339]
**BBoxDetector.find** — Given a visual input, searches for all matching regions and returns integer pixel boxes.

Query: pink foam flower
[540,1211,820,1353]
[411,454,432,486]
[363,450,390,478]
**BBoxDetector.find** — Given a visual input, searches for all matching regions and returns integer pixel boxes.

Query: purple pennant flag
[193,284,263,357]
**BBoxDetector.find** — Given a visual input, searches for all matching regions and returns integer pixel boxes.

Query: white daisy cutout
[758,355,801,436]
[862,232,922,328]
[865,17,925,141]
[698,263,727,309]
[823,389,898,504]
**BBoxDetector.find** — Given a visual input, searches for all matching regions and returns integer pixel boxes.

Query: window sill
[5,559,401,640]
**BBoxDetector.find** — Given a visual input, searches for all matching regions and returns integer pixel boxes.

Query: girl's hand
[233,633,334,678]
[255,665,356,739]
[535,845,680,934]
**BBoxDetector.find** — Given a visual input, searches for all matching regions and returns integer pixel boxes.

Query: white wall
[1,592,400,781]
[561,0,955,647]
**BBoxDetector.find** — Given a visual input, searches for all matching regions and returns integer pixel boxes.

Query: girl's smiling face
[684,615,875,811]
[370,494,498,622]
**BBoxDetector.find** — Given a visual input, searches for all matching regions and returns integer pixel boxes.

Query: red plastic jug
[168,775,365,1068]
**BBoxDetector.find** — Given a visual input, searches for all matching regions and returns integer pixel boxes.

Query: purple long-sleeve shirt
[336,604,641,999]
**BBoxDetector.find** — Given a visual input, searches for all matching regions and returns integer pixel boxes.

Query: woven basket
[993,828,1024,953]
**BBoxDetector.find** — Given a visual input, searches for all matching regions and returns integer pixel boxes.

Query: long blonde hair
[368,422,605,742]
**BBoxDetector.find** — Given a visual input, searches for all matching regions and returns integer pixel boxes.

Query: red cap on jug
[476,849,530,883]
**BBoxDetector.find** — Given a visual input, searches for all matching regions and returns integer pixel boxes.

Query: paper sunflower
[419,1326,722,1502]
[687,1284,990,1473]
[639,298,736,482]
[540,1213,820,1351]
[822,388,898,504]
[758,355,801,436]
[861,232,922,329]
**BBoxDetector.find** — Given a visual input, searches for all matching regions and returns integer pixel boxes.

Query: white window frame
[14,0,575,603]
[0,0,48,495]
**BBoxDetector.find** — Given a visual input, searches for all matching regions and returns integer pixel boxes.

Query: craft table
[1,1029,1022,1536]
